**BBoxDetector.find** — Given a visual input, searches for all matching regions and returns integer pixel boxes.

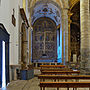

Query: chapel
[0,0,90,90]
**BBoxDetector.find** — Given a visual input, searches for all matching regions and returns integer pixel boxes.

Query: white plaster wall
[0,0,23,65]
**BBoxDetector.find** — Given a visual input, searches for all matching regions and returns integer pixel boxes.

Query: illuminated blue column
[57,27,62,63]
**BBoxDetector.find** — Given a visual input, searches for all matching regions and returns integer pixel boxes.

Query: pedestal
[20,69,34,80]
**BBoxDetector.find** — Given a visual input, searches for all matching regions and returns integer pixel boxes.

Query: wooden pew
[40,65,66,69]
[41,70,80,75]
[40,65,73,74]
[38,75,90,82]
[39,82,90,90]
[40,68,72,72]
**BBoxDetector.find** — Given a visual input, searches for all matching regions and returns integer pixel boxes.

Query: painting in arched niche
[32,17,57,62]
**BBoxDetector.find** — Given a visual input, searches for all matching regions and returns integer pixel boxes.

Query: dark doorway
[0,24,10,88]
[70,2,80,62]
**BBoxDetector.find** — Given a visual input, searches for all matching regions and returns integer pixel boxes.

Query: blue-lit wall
[57,27,62,63]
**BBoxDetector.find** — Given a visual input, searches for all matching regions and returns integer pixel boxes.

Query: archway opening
[30,1,62,64]
[0,24,10,88]
[70,2,80,62]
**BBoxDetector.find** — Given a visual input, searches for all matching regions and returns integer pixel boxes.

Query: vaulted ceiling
[28,0,67,9]
[28,0,68,26]
[31,3,61,26]
[27,0,80,26]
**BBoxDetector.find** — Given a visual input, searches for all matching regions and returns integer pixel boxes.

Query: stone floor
[0,69,90,90]
[0,77,90,90]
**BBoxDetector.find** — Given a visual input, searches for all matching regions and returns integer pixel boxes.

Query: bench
[40,65,66,69]
[41,70,80,75]
[39,82,90,90]
[38,75,90,82]
[40,68,72,72]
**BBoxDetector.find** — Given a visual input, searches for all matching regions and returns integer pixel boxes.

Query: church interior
[0,0,90,90]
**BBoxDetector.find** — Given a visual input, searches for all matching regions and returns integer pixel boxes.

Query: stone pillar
[61,8,68,64]
[61,20,64,64]
[21,23,28,69]
[27,28,29,64]
[68,10,73,62]
[80,0,90,74]
[29,27,32,64]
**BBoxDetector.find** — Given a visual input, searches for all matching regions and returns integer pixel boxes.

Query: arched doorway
[32,17,57,62]
[0,24,10,88]
[70,2,80,62]
[70,23,80,62]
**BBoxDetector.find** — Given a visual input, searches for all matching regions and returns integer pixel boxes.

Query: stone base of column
[80,48,90,75]
[80,68,90,75]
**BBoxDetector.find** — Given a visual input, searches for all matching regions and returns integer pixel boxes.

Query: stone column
[21,23,28,69]
[80,0,90,74]
[68,10,73,62]
[61,18,64,64]
[61,8,68,64]
[29,26,32,64]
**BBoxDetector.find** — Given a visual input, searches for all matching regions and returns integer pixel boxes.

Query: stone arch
[32,17,56,27]
[70,0,80,10]
[28,0,66,64]
[30,0,62,26]
[30,0,64,9]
